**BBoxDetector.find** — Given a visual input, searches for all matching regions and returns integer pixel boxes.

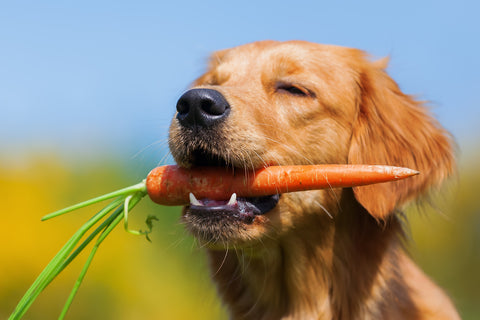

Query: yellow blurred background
[1,153,479,319]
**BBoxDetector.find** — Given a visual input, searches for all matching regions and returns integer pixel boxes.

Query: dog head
[168,40,455,248]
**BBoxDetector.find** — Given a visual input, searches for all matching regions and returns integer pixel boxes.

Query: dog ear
[348,59,455,220]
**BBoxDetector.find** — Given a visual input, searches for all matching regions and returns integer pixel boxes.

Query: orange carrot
[146,165,419,206]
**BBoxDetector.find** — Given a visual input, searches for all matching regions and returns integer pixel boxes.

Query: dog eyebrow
[270,55,305,77]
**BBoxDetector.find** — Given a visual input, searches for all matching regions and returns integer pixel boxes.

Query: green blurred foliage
[1,154,479,319]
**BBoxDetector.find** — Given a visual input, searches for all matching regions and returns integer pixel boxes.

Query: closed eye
[275,83,313,97]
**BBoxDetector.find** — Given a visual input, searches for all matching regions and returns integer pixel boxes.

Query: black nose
[176,89,230,128]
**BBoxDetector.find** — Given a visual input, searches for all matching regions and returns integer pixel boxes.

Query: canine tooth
[227,193,237,206]
[189,193,203,206]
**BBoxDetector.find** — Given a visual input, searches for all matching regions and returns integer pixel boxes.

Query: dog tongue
[189,192,238,207]
[188,192,280,216]
[202,199,230,206]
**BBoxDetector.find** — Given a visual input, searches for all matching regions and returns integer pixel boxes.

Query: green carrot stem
[41,181,146,221]
[9,197,125,320]
[58,209,121,274]
[58,192,144,320]
[31,210,121,311]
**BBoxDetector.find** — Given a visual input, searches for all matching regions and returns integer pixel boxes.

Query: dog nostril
[200,98,227,116]
[176,100,190,115]
[176,89,230,128]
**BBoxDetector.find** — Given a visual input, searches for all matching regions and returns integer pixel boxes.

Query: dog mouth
[187,192,280,224]
[182,149,281,225]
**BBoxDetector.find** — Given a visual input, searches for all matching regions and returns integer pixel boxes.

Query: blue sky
[1,0,479,163]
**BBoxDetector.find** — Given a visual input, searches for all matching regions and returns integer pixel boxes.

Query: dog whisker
[131,139,169,160]
[314,200,334,219]
[158,150,174,167]
[212,246,229,277]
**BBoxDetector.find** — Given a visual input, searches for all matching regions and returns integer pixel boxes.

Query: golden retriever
[168,40,460,319]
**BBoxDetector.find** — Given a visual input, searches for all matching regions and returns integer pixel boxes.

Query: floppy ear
[348,59,455,220]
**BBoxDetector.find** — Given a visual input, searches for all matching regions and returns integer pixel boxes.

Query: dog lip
[189,148,230,167]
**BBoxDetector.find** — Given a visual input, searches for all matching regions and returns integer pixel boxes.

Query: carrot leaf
[9,181,149,320]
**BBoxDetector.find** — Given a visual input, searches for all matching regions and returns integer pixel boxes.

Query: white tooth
[189,193,203,206]
[227,193,237,206]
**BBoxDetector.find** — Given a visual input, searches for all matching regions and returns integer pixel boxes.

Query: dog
[168,40,460,319]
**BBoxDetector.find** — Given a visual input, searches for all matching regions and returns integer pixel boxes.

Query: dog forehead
[210,41,359,84]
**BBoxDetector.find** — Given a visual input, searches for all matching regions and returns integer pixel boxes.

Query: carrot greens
[9,180,150,320]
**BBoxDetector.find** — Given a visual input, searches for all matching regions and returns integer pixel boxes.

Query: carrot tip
[394,167,420,178]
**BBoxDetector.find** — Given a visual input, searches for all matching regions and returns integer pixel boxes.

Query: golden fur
[169,40,459,319]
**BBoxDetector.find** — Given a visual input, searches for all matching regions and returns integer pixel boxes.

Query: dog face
[168,40,454,248]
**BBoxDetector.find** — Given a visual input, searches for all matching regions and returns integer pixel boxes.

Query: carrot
[146,164,419,205]
[11,163,418,319]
